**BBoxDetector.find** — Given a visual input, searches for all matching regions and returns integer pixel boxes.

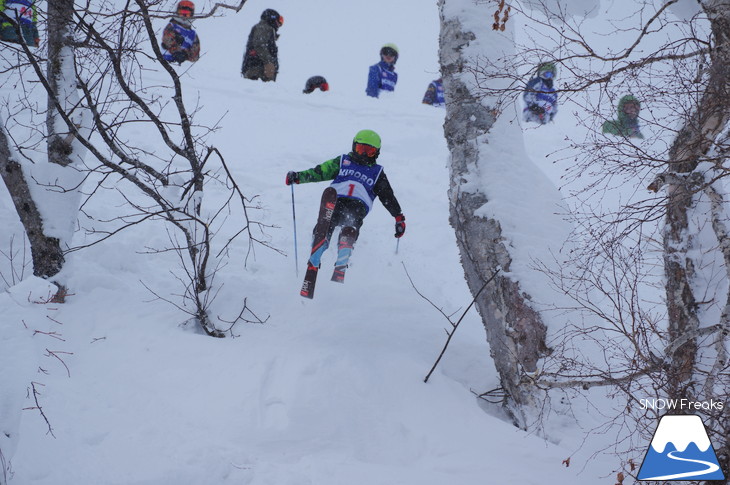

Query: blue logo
[638,415,725,481]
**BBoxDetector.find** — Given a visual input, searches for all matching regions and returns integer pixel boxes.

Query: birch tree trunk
[662,1,730,478]
[438,3,551,429]
[663,0,730,396]
[0,124,64,279]
[46,0,78,169]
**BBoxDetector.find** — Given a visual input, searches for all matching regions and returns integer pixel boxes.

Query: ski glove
[394,214,406,238]
[285,171,300,185]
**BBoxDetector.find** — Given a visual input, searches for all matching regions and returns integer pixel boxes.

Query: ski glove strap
[285,171,300,185]
[394,214,406,238]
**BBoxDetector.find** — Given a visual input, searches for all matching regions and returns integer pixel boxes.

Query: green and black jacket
[297,154,402,217]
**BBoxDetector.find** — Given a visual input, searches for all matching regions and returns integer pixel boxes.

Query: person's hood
[617,95,640,125]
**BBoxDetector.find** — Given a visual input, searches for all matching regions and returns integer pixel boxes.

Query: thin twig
[24,382,55,438]
[403,264,499,383]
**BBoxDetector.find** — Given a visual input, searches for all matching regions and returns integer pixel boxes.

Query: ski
[300,263,319,298]
[300,187,337,299]
[331,266,346,283]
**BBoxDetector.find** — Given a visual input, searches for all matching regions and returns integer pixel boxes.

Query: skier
[0,0,39,48]
[523,62,558,124]
[241,8,284,82]
[602,94,644,139]
[422,78,445,107]
[285,129,406,298]
[303,76,329,94]
[160,1,200,64]
[366,44,399,98]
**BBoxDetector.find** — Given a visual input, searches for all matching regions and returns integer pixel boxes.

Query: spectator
[366,43,399,98]
[422,77,444,107]
[303,76,329,94]
[242,8,283,82]
[523,62,558,124]
[161,1,200,64]
[602,95,644,139]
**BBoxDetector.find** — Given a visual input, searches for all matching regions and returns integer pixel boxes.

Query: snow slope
[1,0,617,483]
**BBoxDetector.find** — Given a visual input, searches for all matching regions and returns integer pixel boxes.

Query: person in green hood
[602,95,644,139]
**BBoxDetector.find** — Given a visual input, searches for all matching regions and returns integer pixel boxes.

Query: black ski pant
[327,197,366,241]
[317,197,366,244]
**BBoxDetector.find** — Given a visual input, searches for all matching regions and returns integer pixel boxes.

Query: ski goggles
[178,6,194,17]
[354,143,378,157]
[540,70,554,79]
[381,47,398,58]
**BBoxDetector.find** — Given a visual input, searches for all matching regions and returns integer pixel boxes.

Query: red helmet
[303,76,328,93]
[177,1,195,16]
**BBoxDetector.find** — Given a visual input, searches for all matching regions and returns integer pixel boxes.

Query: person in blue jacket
[160,1,200,64]
[366,44,399,98]
[523,62,558,124]
[422,78,445,107]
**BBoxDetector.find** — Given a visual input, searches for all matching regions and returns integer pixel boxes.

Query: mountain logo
[638,414,725,481]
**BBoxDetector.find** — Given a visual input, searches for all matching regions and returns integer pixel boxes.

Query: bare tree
[2,1,271,481]
[0,0,273,335]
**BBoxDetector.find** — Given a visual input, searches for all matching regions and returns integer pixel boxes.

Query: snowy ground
[0,0,623,483]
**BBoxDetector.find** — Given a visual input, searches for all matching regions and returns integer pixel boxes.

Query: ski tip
[331,268,345,283]
[300,279,315,298]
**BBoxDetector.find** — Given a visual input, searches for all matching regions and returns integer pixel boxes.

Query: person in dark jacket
[366,44,399,98]
[160,1,200,64]
[422,78,444,106]
[242,9,283,82]
[602,95,644,139]
[303,76,329,94]
[285,129,405,282]
[0,0,39,48]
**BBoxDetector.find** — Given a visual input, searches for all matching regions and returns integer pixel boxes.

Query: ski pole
[291,183,299,276]
[396,238,400,255]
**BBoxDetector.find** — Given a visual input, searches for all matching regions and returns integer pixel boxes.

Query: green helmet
[537,62,556,78]
[353,129,381,149]
[381,43,399,53]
